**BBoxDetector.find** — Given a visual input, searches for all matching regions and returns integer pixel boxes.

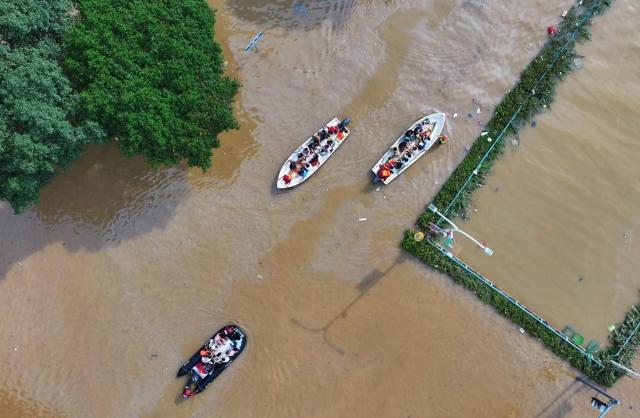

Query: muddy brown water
[1,1,638,417]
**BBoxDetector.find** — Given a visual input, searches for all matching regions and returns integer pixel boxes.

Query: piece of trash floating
[414,232,425,242]
[562,10,568,17]
[375,187,380,192]
[511,138,519,147]
[520,328,525,334]
[453,113,458,118]
[14,347,18,351]
[358,218,367,222]
[608,325,616,332]
[467,113,473,118]
[383,196,386,199]
[487,137,493,142]
[480,131,488,136]
[476,108,481,114]
[472,169,479,175]
[531,121,537,128]
[244,31,264,52]
[257,275,264,280]
[531,89,536,95]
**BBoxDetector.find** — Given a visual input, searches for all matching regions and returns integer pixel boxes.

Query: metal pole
[428,204,494,255]
[575,376,620,417]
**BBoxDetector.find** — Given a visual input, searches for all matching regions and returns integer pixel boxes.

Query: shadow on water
[0,142,189,279]
[291,254,406,354]
[225,0,361,30]
[533,380,587,418]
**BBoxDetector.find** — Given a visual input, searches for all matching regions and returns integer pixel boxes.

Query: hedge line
[402,0,640,386]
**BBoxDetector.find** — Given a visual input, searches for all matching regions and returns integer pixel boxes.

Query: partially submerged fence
[402,0,639,386]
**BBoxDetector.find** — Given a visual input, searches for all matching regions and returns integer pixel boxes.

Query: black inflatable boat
[177,324,246,399]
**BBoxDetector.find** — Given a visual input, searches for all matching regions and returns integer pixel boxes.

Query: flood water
[1,1,638,417]
[458,0,640,347]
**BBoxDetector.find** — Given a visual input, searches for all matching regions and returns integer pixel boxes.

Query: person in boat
[327,124,339,136]
[309,154,319,167]
[337,121,348,133]
[417,141,426,151]
[395,160,404,170]
[319,127,329,140]
[289,160,297,170]
[377,167,391,180]
[419,129,431,141]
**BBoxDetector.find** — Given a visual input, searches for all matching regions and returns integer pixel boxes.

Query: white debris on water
[375,187,380,192]
[358,218,367,222]
[453,113,458,118]
[519,328,525,334]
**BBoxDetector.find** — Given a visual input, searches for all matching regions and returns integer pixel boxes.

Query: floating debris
[511,138,519,147]
[358,218,367,222]
[453,113,458,118]
[531,121,537,128]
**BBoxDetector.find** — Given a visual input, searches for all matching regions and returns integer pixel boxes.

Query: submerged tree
[0,0,104,213]
[64,0,240,170]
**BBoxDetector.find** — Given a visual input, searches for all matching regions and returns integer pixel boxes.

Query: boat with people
[371,112,447,184]
[276,117,351,189]
[177,324,246,399]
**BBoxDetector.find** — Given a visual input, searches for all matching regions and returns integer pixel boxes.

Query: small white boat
[371,113,446,184]
[276,117,351,189]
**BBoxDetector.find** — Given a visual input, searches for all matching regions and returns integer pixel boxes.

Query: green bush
[64,0,239,170]
[0,0,105,213]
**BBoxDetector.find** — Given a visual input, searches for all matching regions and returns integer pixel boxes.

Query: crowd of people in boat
[376,118,443,181]
[282,121,349,185]
[183,326,243,397]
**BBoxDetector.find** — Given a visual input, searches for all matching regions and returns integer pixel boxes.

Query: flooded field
[459,0,640,347]
[1,0,638,417]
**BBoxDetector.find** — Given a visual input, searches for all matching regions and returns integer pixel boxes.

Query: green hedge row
[402,0,640,386]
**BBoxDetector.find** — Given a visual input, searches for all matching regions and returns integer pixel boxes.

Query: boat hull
[371,113,446,184]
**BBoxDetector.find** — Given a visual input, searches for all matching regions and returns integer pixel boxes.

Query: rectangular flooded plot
[452,1,640,348]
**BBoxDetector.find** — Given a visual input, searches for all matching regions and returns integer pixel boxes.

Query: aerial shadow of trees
[0,143,189,279]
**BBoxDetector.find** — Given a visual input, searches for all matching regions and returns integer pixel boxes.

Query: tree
[64,0,240,170]
[0,0,105,213]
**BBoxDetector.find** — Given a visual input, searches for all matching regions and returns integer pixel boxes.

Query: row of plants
[0,0,238,213]
[402,0,639,386]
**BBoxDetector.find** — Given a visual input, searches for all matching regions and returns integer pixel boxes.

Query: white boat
[276,117,351,189]
[371,113,446,184]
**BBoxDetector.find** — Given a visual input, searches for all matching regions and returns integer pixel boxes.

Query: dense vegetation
[0,0,104,213]
[64,0,239,170]
[401,0,638,386]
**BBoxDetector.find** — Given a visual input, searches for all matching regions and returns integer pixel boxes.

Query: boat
[177,324,246,399]
[371,113,446,184]
[276,117,351,189]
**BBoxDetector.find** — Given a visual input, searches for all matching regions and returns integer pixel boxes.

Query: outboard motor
[341,117,351,128]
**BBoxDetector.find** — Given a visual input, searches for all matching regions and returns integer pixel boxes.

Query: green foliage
[64,0,240,170]
[0,0,74,45]
[402,0,637,386]
[0,1,105,213]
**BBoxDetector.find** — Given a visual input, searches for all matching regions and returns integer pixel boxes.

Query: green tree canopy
[0,0,104,213]
[64,0,240,170]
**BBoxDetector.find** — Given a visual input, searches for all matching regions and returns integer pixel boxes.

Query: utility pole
[576,376,619,417]
[427,204,494,256]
